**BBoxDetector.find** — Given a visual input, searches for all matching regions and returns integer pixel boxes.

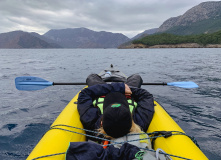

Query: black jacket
[77,82,154,132]
[66,142,140,160]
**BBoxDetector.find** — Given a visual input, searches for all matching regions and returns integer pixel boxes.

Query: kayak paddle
[142,81,199,88]
[15,76,85,91]
[15,76,198,91]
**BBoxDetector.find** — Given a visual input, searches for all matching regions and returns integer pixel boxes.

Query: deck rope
[31,124,197,160]
[51,124,200,148]
[31,152,66,160]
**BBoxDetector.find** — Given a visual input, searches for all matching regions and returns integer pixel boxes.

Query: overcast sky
[0,0,220,38]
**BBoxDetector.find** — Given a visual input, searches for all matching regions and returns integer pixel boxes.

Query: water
[0,49,221,160]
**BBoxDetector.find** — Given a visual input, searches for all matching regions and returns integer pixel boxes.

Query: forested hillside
[133,30,221,46]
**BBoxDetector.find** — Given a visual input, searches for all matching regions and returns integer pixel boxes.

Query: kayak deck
[26,65,208,160]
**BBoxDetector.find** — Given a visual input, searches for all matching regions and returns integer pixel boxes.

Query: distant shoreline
[118,43,221,49]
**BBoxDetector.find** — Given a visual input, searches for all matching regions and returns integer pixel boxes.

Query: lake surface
[0,49,221,160]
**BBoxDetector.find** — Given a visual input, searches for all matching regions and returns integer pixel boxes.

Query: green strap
[135,151,145,160]
[93,97,105,114]
[127,99,137,113]
[93,97,137,114]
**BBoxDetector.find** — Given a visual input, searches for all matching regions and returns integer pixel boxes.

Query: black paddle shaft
[142,82,167,85]
[53,82,167,85]
[53,82,86,85]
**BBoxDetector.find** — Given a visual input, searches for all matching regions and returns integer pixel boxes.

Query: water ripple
[0,49,221,160]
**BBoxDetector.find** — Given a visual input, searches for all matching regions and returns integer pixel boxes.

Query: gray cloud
[0,0,220,38]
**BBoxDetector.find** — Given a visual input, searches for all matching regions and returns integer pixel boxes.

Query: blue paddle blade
[167,81,199,88]
[15,76,53,91]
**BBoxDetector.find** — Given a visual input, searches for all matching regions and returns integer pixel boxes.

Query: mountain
[30,32,62,48]
[158,1,221,35]
[43,28,130,48]
[131,28,158,40]
[118,28,158,48]
[132,30,221,48]
[0,31,62,48]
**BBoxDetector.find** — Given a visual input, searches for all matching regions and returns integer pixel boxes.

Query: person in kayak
[66,74,169,160]
[77,74,154,136]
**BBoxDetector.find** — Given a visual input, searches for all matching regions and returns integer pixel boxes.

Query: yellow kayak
[26,65,208,160]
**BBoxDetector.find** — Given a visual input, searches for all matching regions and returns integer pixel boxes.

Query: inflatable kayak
[26,65,208,160]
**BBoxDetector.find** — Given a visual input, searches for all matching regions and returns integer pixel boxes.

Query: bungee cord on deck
[29,124,199,160]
